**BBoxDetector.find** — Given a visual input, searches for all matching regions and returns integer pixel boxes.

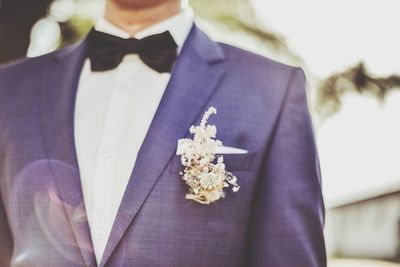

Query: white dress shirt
[74,10,193,264]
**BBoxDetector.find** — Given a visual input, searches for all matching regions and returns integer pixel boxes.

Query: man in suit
[0,0,326,266]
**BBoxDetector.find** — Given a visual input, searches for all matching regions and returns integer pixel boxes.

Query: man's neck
[104,1,182,37]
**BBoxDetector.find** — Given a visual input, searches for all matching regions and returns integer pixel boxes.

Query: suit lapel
[99,25,226,266]
[40,40,97,267]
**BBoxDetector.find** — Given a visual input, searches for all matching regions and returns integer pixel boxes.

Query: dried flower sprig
[179,107,240,205]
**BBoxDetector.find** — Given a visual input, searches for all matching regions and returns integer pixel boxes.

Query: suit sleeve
[244,68,326,267]
[0,71,13,266]
[0,189,13,267]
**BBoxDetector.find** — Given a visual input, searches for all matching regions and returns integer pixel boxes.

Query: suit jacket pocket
[169,152,255,173]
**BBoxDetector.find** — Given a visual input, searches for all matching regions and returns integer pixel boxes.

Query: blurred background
[1,0,399,266]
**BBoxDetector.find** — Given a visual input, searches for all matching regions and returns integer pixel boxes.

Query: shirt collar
[94,9,194,49]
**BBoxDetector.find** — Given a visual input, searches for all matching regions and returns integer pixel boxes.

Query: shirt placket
[91,57,139,262]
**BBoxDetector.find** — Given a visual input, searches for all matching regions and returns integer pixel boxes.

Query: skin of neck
[104,0,182,36]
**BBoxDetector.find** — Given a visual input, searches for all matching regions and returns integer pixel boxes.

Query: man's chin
[110,0,174,9]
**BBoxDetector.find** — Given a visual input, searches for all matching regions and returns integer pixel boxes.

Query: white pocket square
[176,138,248,155]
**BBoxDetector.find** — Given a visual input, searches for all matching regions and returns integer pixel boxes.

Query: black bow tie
[86,29,178,73]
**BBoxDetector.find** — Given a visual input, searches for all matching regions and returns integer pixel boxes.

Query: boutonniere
[179,107,240,205]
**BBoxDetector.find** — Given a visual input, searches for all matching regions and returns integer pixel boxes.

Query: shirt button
[96,230,106,239]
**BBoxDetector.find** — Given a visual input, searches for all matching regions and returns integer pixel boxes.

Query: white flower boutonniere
[179,107,240,205]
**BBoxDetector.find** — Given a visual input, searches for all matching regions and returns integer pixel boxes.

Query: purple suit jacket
[0,25,326,267]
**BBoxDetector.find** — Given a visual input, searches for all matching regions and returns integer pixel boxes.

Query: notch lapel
[40,41,97,267]
[99,25,226,266]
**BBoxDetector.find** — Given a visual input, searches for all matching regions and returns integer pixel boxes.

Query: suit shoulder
[0,50,58,76]
[0,49,63,106]
[0,45,79,99]
[217,42,303,92]
[0,42,81,77]
[218,42,298,73]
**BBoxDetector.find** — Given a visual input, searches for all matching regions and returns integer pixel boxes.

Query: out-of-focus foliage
[190,0,289,54]
[189,0,303,64]
[59,15,93,47]
[317,63,400,119]
[54,0,102,47]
